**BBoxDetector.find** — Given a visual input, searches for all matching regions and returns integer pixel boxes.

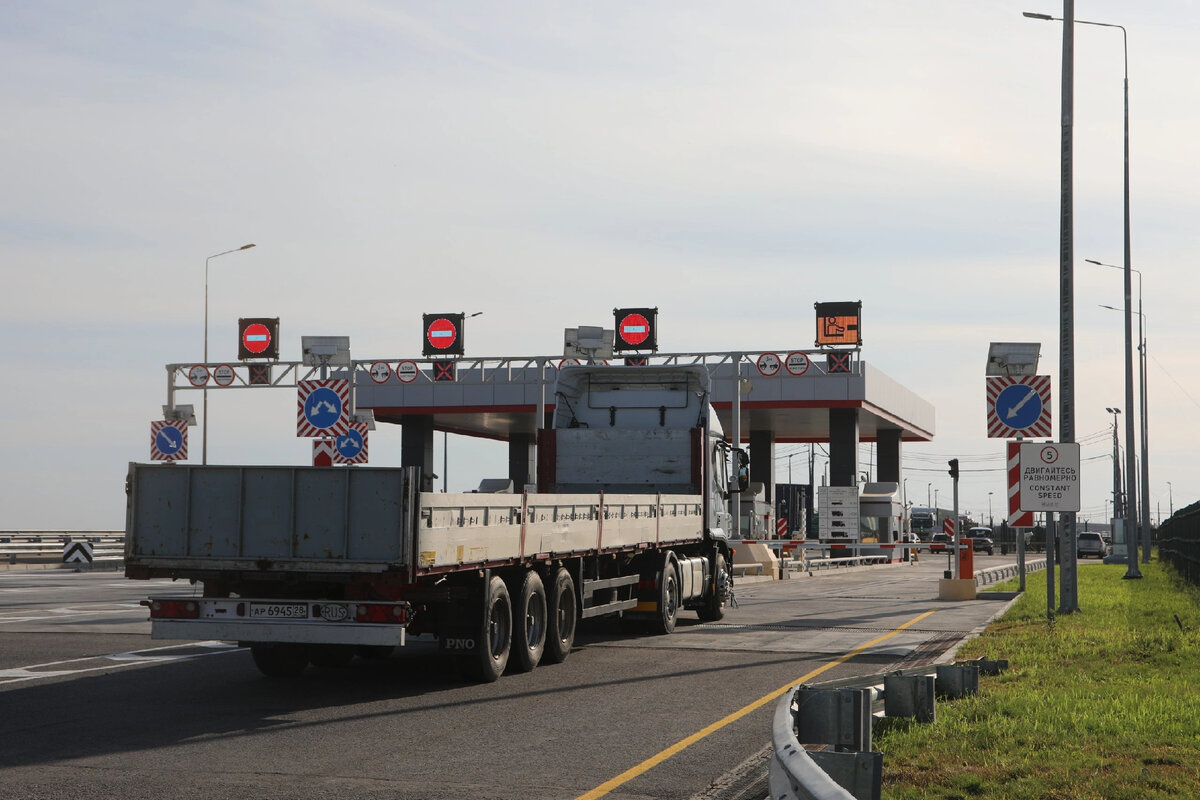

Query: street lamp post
[988,491,994,529]
[926,483,931,510]
[1098,279,1151,563]
[1167,481,1173,518]
[202,243,256,465]
[1027,10,1138,581]
[1104,405,1139,571]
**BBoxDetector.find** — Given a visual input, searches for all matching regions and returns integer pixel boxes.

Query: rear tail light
[148,599,200,619]
[354,603,407,624]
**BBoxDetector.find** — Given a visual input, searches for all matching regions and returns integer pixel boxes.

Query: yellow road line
[575,608,939,800]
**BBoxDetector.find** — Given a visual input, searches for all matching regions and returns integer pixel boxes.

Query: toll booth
[859,482,901,543]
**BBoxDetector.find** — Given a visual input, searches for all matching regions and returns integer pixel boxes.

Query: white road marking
[0,641,241,685]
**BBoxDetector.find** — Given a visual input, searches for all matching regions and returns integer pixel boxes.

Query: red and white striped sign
[333,422,369,465]
[312,439,336,467]
[944,517,955,536]
[297,379,351,438]
[986,375,1052,438]
[150,420,188,461]
[776,517,788,536]
[1007,440,1035,527]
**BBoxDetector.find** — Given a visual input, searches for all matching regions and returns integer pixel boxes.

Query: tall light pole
[1026,11,1137,585]
[926,483,931,509]
[1104,405,1139,571]
[203,243,256,465]
[988,491,994,529]
[1097,268,1151,563]
[1167,481,1173,518]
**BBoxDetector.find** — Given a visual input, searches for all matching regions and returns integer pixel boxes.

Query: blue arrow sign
[995,383,1043,431]
[336,428,364,460]
[155,426,184,453]
[304,386,344,432]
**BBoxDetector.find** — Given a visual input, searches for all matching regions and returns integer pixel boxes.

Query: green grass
[876,560,1200,799]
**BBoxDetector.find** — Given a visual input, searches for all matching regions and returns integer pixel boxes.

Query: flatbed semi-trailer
[126,364,744,681]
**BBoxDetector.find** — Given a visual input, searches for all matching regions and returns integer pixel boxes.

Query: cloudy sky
[3,1,1197,531]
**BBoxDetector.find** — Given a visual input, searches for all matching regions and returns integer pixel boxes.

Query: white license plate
[249,603,308,619]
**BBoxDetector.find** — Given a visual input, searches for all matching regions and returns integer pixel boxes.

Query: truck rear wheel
[250,644,309,678]
[697,552,729,622]
[508,570,547,673]
[459,575,512,683]
[543,567,576,664]
[650,552,680,635]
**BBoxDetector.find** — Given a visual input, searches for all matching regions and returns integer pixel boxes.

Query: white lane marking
[0,641,241,685]
[0,604,148,623]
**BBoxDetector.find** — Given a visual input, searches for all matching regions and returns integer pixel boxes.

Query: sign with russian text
[1019,442,1080,512]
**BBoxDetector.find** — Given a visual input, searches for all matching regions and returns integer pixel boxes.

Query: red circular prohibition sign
[242,323,272,355]
[618,313,650,347]
[426,317,458,351]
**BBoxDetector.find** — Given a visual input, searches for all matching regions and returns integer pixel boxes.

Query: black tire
[308,644,355,668]
[459,575,512,683]
[650,552,680,635]
[354,645,395,660]
[543,567,577,664]
[508,570,547,673]
[697,552,729,622]
[250,644,309,678]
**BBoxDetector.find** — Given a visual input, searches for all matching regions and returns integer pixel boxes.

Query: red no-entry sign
[238,317,279,360]
[242,323,271,355]
[617,312,650,347]
[423,314,463,355]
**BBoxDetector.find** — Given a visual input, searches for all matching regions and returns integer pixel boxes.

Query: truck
[125,364,745,682]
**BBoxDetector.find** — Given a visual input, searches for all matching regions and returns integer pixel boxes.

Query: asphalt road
[0,558,1024,800]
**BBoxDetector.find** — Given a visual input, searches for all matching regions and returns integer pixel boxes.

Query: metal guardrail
[769,658,1009,800]
[973,559,1046,587]
[0,532,125,568]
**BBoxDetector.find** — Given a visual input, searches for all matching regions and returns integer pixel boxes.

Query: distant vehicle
[1078,532,1109,559]
[966,527,995,555]
[910,507,937,538]
[928,532,952,553]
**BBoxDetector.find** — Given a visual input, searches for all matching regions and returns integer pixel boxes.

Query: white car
[1078,532,1109,559]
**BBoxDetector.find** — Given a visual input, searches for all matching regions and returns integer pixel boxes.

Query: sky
[3,1,1198,531]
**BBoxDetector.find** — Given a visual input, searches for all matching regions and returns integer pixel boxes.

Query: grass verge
[876,559,1200,800]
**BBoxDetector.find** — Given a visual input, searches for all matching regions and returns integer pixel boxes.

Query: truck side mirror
[730,449,750,493]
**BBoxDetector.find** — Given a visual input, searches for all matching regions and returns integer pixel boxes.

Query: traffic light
[423,313,465,357]
[238,318,280,360]
[613,307,658,352]
[948,458,960,481]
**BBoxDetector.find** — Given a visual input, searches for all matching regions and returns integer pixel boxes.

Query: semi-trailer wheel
[308,644,355,668]
[697,552,729,622]
[650,552,680,635]
[459,575,512,682]
[354,645,395,660]
[543,567,577,664]
[250,643,309,677]
[508,570,547,673]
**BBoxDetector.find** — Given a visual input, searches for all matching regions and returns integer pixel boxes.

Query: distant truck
[125,365,745,681]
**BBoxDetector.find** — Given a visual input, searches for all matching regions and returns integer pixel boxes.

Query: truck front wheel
[543,567,576,665]
[459,575,512,683]
[697,552,729,622]
[250,644,309,678]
